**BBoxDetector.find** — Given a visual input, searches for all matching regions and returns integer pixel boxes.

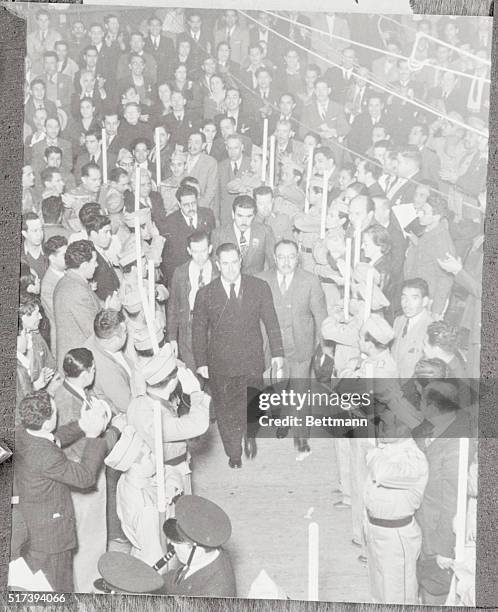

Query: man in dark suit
[408,123,441,186]
[299,78,350,165]
[14,390,111,591]
[163,90,201,149]
[212,195,275,277]
[84,214,120,302]
[73,129,104,183]
[210,117,253,164]
[324,47,357,104]
[214,87,254,137]
[178,11,213,69]
[348,93,392,156]
[30,116,72,179]
[160,184,216,286]
[36,51,74,110]
[387,148,423,205]
[216,134,252,225]
[167,230,219,371]
[416,381,475,605]
[144,16,175,84]
[192,242,284,467]
[24,78,58,131]
[116,31,157,85]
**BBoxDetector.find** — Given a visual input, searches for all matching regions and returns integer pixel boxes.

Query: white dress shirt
[221,275,241,299]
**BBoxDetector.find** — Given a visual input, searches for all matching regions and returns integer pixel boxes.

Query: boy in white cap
[105,425,183,566]
[128,343,210,495]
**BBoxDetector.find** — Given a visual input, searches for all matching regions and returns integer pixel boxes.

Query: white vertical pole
[308,522,319,601]
[343,237,352,322]
[101,128,107,184]
[261,118,269,183]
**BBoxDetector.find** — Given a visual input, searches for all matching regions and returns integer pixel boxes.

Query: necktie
[198,268,205,288]
[41,31,46,42]
[401,319,409,338]
[229,283,237,301]
[319,106,326,120]
[232,162,238,176]
[239,231,248,255]
[188,216,195,229]
[226,28,231,45]
[279,275,288,294]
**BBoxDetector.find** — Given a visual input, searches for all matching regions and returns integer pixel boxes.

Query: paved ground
[192,425,370,603]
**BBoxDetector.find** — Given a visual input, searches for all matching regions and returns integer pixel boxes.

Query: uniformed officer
[364,409,429,604]
[339,314,398,561]
[96,551,164,594]
[161,495,236,597]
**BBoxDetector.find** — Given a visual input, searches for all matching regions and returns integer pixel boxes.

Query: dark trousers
[210,374,248,461]
[105,466,126,542]
[25,548,74,592]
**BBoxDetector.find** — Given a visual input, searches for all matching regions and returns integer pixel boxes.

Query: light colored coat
[391,310,434,379]
[186,152,218,212]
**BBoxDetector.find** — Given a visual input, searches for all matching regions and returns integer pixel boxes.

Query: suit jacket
[35,72,73,110]
[324,66,355,104]
[217,155,252,225]
[211,222,275,277]
[160,208,216,285]
[14,423,106,554]
[257,268,327,362]
[167,259,219,370]
[144,34,176,83]
[41,267,64,351]
[420,145,441,185]
[214,111,253,137]
[348,112,391,156]
[404,223,456,316]
[192,274,284,376]
[94,250,121,302]
[416,412,474,559]
[24,97,58,130]
[388,172,422,205]
[177,30,213,67]
[53,269,102,370]
[391,310,434,379]
[299,99,350,142]
[70,85,107,119]
[83,334,139,414]
[214,25,249,66]
[185,152,218,211]
[162,111,200,149]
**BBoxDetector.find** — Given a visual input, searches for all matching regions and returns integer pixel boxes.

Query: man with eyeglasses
[257,239,327,458]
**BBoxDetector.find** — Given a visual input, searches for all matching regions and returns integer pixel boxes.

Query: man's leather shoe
[244,436,258,459]
[228,458,242,469]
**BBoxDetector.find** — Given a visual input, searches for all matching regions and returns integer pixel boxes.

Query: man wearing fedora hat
[161,495,236,597]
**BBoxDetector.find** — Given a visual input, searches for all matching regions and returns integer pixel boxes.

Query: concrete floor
[191,425,370,603]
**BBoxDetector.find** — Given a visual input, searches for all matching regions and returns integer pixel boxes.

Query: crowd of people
[13,6,488,605]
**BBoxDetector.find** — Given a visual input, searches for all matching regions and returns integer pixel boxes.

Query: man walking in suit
[212,195,275,276]
[258,239,327,455]
[168,230,218,371]
[391,278,434,379]
[217,134,251,225]
[185,131,218,212]
[160,184,216,286]
[192,242,284,467]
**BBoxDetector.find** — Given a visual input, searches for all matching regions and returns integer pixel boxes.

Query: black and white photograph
[7,2,490,605]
